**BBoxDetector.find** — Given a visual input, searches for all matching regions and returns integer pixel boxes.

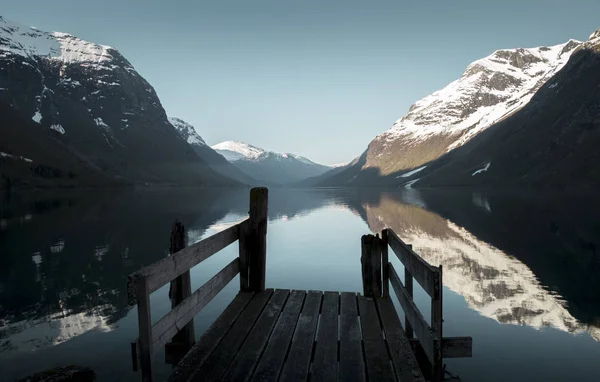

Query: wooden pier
[127,188,472,382]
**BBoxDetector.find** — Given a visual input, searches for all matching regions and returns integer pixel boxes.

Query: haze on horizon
[2,0,599,164]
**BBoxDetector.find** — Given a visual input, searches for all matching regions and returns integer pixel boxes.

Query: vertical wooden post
[361,234,382,298]
[372,234,382,297]
[135,275,153,382]
[248,187,268,292]
[381,229,389,297]
[361,235,372,297]
[166,221,195,364]
[431,265,444,382]
[238,220,250,291]
[405,244,414,339]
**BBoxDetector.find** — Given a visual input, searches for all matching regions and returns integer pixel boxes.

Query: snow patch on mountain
[50,124,65,134]
[31,111,42,123]
[168,117,206,146]
[472,162,491,176]
[0,16,130,68]
[211,141,265,161]
[377,40,581,151]
[396,165,427,178]
[1,151,33,163]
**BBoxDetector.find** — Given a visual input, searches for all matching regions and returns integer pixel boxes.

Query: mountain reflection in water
[0,187,599,381]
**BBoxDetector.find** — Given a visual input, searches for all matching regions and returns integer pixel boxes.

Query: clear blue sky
[2,1,600,164]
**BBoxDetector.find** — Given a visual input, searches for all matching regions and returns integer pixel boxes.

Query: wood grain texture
[311,292,339,381]
[279,291,322,382]
[339,292,366,382]
[168,292,255,382]
[357,296,396,382]
[190,290,274,382]
[389,264,438,364]
[250,290,306,382]
[152,258,239,352]
[128,221,244,304]
[222,289,289,382]
[386,229,439,298]
[375,297,426,382]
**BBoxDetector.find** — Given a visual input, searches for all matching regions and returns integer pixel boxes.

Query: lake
[1,187,599,381]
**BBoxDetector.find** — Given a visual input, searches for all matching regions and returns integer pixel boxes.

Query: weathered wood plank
[431,266,443,382]
[408,337,473,358]
[375,297,426,382]
[250,290,306,382]
[381,230,389,297]
[311,292,339,381]
[127,221,245,304]
[134,275,153,382]
[389,264,438,365]
[152,258,239,352]
[339,292,366,382]
[190,290,274,382]
[357,296,396,382]
[248,187,268,292]
[168,221,195,353]
[404,267,414,339]
[222,289,289,382]
[361,235,382,297]
[279,291,322,382]
[238,219,250,291]
[386,229,440,298]
[168,292,255,382]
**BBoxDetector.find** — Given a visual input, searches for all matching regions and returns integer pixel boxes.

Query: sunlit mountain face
[358,190,600,341]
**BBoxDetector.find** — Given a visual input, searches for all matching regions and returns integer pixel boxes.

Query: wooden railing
[361,228,472,382]
[127,187,268,382]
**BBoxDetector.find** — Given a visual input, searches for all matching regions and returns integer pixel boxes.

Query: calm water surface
[1,188,599,381]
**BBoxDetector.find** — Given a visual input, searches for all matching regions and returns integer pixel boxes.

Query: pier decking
[127,188,471,382]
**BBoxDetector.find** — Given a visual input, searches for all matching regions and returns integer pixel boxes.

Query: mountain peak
[211,141,266,161]
[0,16,132,69]
[589,27,600,41]
[169,117,206,146]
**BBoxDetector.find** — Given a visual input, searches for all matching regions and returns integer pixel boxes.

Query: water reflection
[0,187,599,381]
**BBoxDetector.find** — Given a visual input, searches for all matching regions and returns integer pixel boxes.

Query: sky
[2,0,600,164]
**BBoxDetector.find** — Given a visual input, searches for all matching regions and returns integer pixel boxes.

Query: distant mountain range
[212,141,332,185]
[315,28,600,189]
[0,16,331,189]
[2,14,599,190]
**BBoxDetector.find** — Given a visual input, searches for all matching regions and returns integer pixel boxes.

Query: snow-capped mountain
[211,141,331,185]
[317,33,600,187]
[0,16,234,187]
[169,119,258,185]
[169,117,206,147]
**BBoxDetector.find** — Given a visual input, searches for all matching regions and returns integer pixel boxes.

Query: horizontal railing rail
[128,187,269,382]
[127,220,246,305]
[362,228,472,382]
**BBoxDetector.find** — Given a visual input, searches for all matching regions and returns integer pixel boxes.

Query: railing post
[238,220,250,291]
[166,221,195,365]
[248,187,268,292]
[134,274,153,382]
[381,229,389,297]
[431,265,444,382]
[405,244,414,339]
[361,234,382,298]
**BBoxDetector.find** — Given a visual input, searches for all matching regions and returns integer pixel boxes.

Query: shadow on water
[0,187,599,381]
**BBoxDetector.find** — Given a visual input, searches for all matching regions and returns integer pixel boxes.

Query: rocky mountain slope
[169,117,258,185]
[212,141,331,185]
[318,31,600,188]
[412,28,600,188]
[0,16,235,187]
